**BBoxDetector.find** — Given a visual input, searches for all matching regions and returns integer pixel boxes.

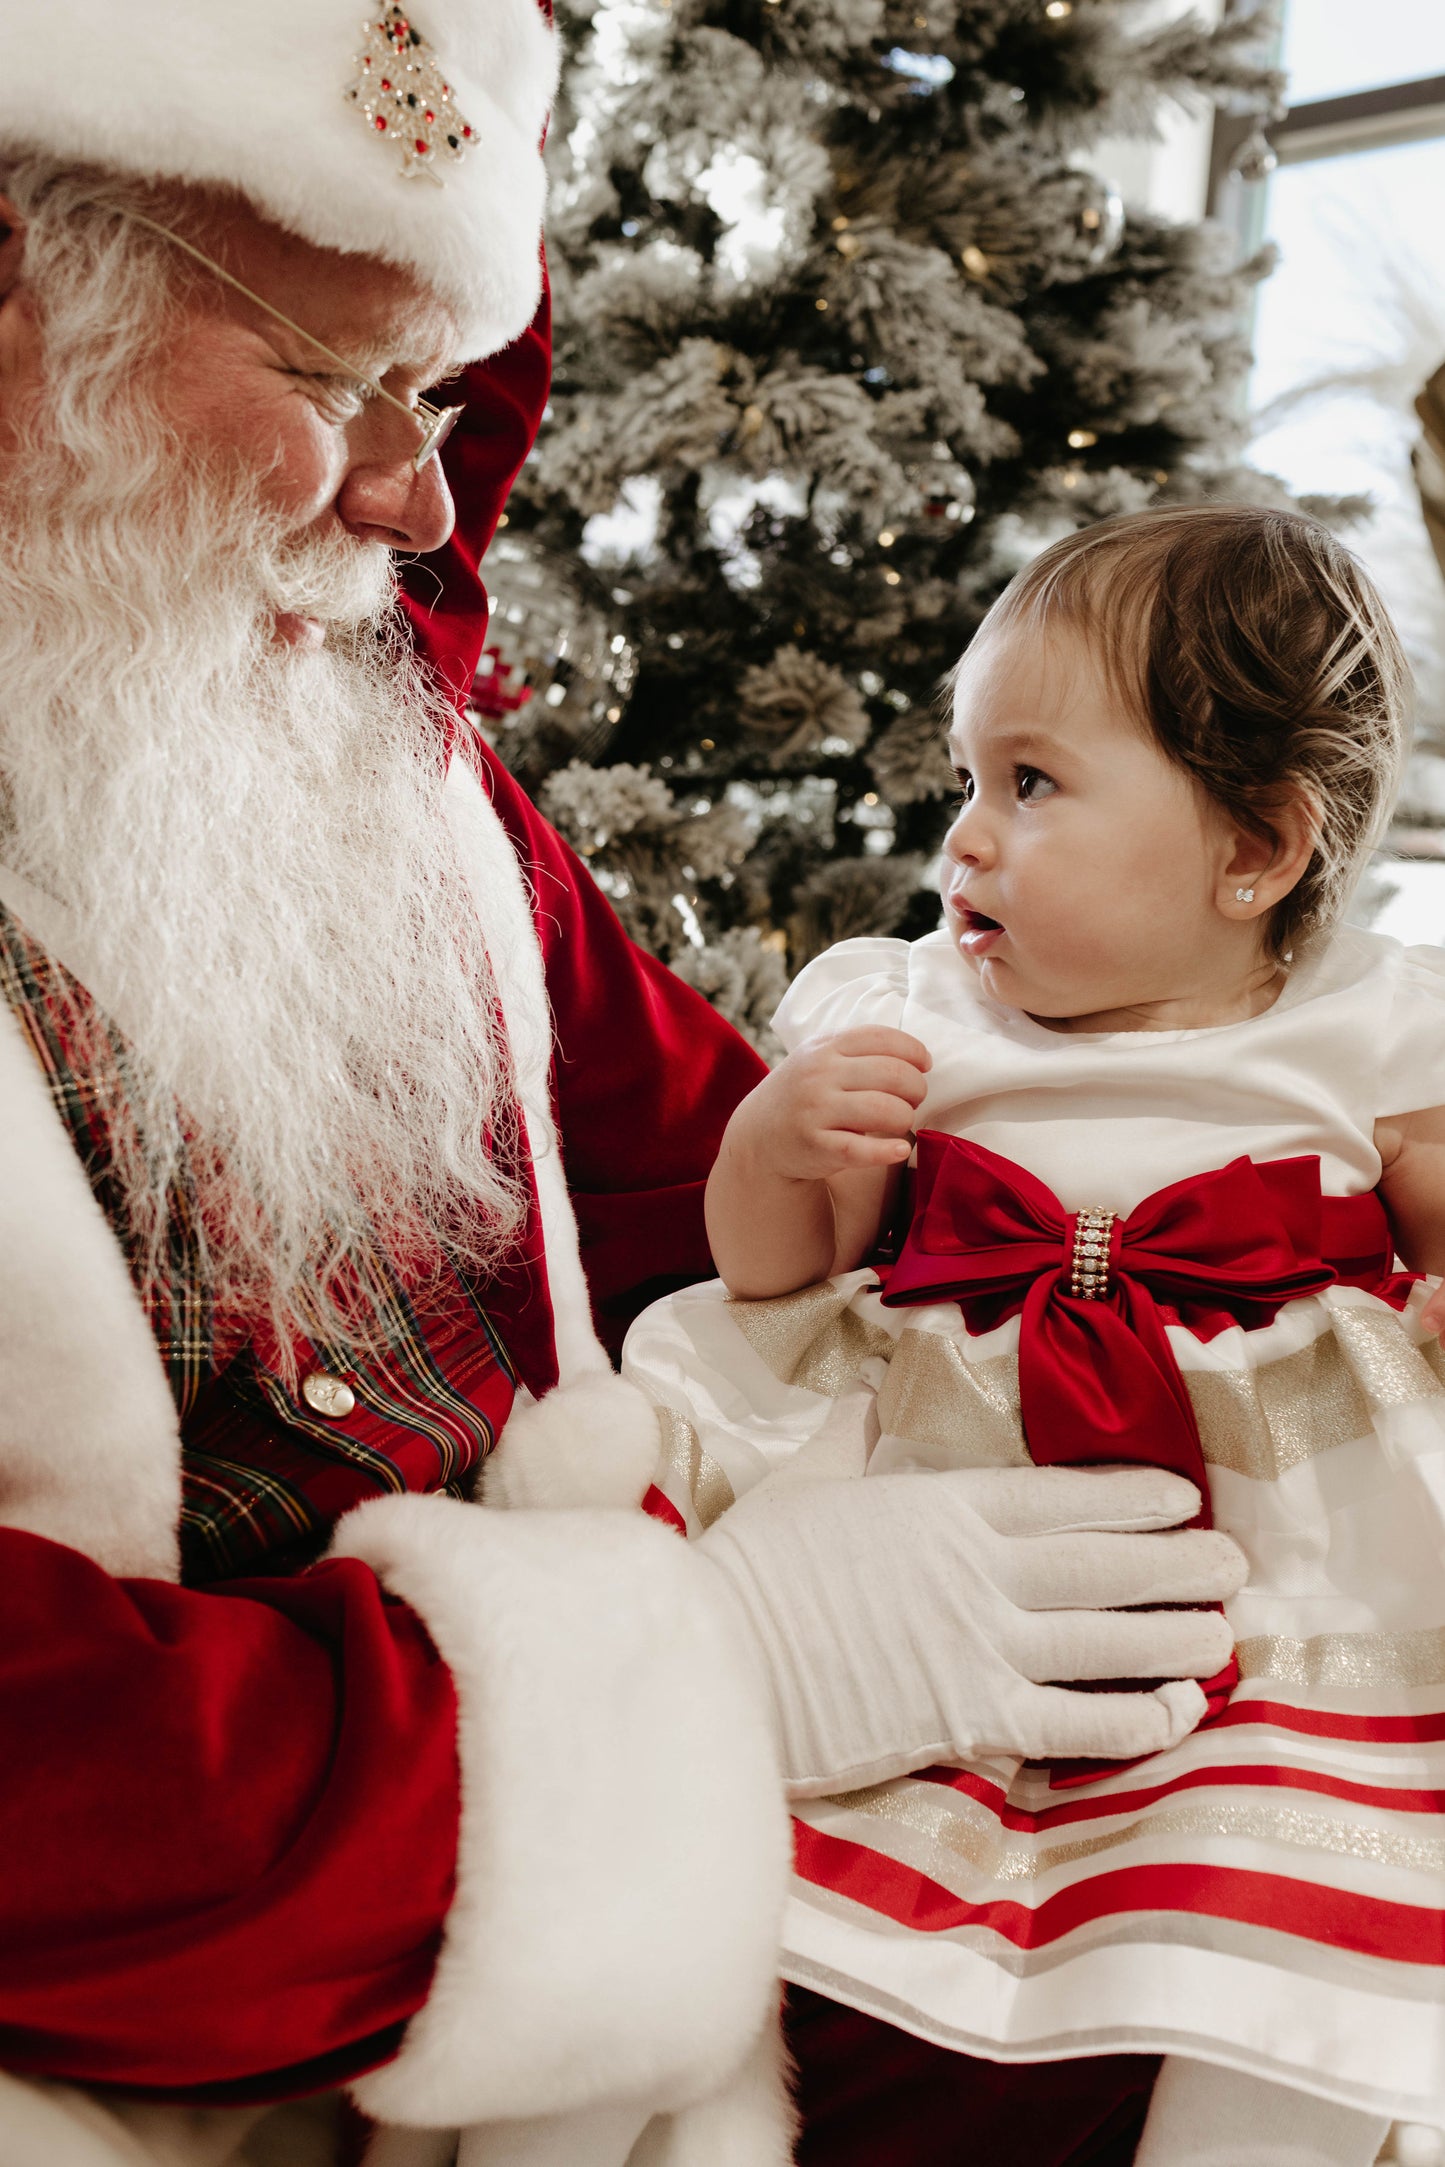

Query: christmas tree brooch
[345,9,477,183]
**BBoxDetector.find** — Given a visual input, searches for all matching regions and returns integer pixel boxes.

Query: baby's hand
[1420,1283,1445,1338]
[732,1026,932,1181]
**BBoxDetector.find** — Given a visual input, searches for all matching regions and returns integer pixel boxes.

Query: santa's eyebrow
[314,332,460,383]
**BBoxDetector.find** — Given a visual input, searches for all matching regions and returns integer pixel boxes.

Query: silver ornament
[475,531,637,787]
[1231,127,1279,183]
[1077,181,1125,265]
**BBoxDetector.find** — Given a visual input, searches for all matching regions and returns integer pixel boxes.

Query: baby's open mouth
[956,903,1005,954]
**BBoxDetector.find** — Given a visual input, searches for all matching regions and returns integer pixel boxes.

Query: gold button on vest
[301,1372,356,1420]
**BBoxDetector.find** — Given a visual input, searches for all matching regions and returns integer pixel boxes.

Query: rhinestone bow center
[1068,1208,1117,1301]
[345,8,478,184]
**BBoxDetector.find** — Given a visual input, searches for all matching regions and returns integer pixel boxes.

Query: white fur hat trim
[0,0,558,361]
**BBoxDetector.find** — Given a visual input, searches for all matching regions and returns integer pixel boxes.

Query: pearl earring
[1235,887,1255,903]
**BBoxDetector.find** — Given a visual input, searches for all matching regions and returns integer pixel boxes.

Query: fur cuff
[332,1494,789,2129]
[481,1372,662,1511]
[633,2019,797,2167]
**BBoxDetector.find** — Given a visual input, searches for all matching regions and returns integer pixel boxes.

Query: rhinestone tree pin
[345,8,478,182]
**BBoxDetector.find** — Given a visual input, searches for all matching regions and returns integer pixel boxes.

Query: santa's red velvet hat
[0,0,557,361]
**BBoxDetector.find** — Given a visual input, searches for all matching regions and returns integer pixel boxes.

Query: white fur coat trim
[446,760,676,1510]
[0,0,557,363]
[444,757,610,1391]
[480,1371,664,1512]
[334,1493,791,2129]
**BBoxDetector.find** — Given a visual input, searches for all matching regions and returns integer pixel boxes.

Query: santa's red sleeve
[0,1507,784,2120]
[0,1536,458,2093]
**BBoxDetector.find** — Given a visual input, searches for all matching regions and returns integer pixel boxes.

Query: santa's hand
[697,1464,1247,1798]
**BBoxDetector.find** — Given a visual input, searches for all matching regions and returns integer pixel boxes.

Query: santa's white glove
[697,1464,1247,1797]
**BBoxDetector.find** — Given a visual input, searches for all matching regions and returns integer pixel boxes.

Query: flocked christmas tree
[476,0,1286,1052]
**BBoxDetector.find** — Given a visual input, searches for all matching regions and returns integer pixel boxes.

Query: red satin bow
[877,1135,1402,1764]
[879,1138,1374,1509]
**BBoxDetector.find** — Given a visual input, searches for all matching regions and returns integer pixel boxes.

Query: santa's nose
[337,428,456,554]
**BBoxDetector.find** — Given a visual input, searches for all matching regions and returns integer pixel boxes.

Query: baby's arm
[1376,1103,1445,1332]
[705,1027,931,1299]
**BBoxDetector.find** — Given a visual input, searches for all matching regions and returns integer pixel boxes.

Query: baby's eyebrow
[949,727,1062,761]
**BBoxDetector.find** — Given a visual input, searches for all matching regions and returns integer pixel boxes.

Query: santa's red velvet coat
[0,291,801,2163]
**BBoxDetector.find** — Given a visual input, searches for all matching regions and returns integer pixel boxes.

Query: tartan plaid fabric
[0,900,215,1414]
[0,900,515,1583]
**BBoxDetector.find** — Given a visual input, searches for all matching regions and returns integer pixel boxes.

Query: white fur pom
[482,1372,663,1512]
[631,2019,797,2167]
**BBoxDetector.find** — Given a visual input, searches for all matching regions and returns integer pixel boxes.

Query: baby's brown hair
[970,503,1411,962]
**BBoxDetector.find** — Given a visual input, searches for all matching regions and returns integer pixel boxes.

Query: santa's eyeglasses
[117,209,463,470]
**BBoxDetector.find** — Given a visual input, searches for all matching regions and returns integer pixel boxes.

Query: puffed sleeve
[771,936,911,1055]
[1379,943,1445,1118]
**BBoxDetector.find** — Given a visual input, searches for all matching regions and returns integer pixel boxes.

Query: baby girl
[626,504,1445,2164]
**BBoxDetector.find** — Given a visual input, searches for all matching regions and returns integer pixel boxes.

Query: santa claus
[0,2,1244,2162]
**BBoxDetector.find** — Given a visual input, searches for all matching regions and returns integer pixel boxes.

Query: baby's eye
[951,765,974,803]
[1016,766,1058,803]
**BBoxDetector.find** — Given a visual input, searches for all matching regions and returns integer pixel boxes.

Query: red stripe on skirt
[792,1824,1445,1961]
[912,1759,1445,1825]
[1214,1697,1445,1743]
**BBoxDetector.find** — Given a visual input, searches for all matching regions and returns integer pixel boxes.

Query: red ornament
[472,644,534,719]
[374,114,387,129]
[380,76,391,88]
[414,138,429,153]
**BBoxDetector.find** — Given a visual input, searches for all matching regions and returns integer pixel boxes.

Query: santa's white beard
[0,365,523,1361]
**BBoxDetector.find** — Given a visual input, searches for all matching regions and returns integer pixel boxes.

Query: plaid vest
[0,902,515,1584]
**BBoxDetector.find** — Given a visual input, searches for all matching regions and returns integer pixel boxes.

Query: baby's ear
[1217,788,1320,919]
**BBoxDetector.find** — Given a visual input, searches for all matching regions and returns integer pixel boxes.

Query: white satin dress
[623,924,1445,2125]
